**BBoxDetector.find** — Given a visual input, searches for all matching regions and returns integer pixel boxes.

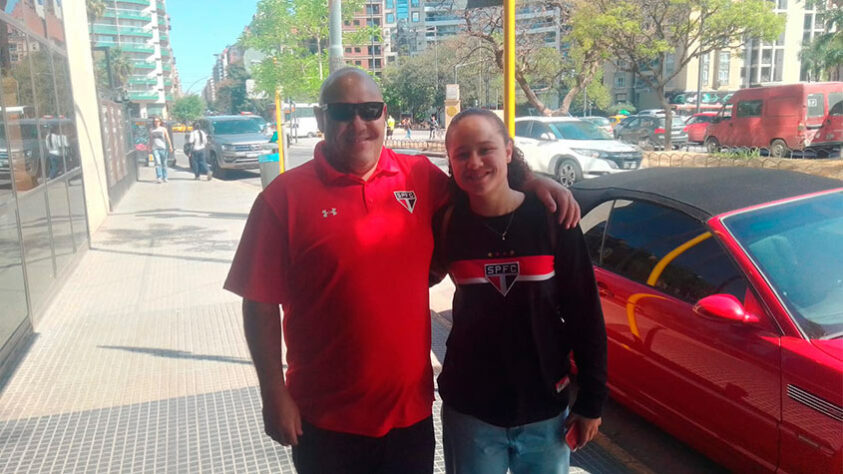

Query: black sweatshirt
[434,194,608,427]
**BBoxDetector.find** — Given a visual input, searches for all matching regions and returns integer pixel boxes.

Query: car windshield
[830,92,843,116]
[211,119,263,135]
[585,117,611,126]
[657,118,686,129]
[722,191,843,339]
[548,121,611,140]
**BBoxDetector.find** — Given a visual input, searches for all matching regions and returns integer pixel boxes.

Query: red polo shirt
[225,143,449,437]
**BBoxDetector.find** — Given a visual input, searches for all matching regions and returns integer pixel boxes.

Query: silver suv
[197,116,270,178]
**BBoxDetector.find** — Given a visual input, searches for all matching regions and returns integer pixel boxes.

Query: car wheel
[770,139,789,158]
[705,137,720,154]
[211,153,227,179]
[554,158,582,188]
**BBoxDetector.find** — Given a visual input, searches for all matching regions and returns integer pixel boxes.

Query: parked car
[615,115,688,149]
[638,108,667,116]
[171,123,187,133]
[704,82,843,157]
[572,167,843,474]
[683,112,718,144]
[607,114,629,128]
[612,114,639,138]
[195,115,270,178]
[581,116,614,136]
[513,117,642,187]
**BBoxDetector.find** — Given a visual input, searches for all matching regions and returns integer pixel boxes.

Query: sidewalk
[0,154,632,473]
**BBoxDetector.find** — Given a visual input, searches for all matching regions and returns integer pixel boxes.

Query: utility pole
[695,16,705,114]
[328,0,344,73]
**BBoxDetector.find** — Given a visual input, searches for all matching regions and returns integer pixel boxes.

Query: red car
[572,168,843,474]
[682,112,718,144]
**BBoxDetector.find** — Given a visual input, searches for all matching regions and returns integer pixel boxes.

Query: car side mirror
[540,132,554,141]
[693,294,760,324]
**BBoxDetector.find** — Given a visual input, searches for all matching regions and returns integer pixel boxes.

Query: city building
[344,0,387,76]
[606,1,836,110]
[1,1,113,378]
[88,0,179,118]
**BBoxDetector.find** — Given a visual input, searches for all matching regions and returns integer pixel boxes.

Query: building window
[615,93,627,103]
[386,13,395,23]
[664,53,675,74]
[345,47,351,53]
[355,60,362,65]
[375,59,382,68]
[353,20,360,26]
[411,0,419,6]
[354,47,361,53]
[701,53,710,86]
[777,0,787,9]
[614,74,625,88]
[386,0,394,8]
[718,51,730,83]
[412,11,419,22]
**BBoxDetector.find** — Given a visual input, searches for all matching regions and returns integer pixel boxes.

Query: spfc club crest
[394,191,417,213]
[484,262,520,296]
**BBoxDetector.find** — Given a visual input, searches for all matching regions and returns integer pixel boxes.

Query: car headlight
[570,148,606,159]
[221,144,234,151]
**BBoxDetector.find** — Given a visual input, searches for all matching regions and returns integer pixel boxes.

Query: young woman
[148,117,174,183]
[434,109,608,474]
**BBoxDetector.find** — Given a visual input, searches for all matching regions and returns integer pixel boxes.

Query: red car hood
[813,339,843,363]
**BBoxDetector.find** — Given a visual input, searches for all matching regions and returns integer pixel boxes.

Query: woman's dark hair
[444,108,531,202]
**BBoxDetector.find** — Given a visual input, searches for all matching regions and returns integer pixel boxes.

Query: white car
[514,117,643,187]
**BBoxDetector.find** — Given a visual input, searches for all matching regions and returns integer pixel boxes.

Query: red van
[704,82,843,157]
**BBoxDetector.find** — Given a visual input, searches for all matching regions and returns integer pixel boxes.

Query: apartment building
[88,0,179,118]
[607,0,836,110]
[344,0,387,76]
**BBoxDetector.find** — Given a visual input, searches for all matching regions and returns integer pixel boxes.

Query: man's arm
[243,299,303,446]
[523,176,581,229]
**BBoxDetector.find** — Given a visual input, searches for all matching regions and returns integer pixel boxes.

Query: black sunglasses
[320,102,385,122]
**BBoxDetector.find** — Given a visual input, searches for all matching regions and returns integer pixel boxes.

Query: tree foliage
[801,2,843,81]
[579,0,784,146]
[171,95,206,123]
[86,0,106,23]
[242,0,378,100]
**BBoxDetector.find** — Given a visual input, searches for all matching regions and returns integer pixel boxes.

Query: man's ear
[314,105,325,132]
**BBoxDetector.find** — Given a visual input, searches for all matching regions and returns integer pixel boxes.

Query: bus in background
[284,103,320,139]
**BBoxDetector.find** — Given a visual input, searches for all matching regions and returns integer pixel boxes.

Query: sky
[167,0,260,96]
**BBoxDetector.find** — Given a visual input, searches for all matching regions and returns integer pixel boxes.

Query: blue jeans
[152,148,168,180]
[191,148,209,176]
[442,404,570,474]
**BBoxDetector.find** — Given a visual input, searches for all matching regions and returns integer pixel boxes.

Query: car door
[730,99,764,148]
[583,199,782,473]
[513,120,537,158]
[616,117,640,143]
[523,121,556,174]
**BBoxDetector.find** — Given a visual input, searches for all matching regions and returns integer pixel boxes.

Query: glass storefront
[0,2,88,353]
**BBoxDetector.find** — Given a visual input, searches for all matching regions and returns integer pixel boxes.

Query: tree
[242,0,375,101]
[86,0,106,23]
[172,95,206,123]
[214,64,250,114]
[801,2,843,81]
[581,0,784,147]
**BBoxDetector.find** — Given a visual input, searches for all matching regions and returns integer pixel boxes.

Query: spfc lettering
[484,262,520,296]
[394,191,417,213]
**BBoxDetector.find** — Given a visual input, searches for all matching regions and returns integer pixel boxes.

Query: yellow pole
[503,0,516,137]
[275,88,286,174]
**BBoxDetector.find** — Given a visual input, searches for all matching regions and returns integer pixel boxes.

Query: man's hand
[262,387,303,446]
[524,176,581,228]
[564,414,602,451]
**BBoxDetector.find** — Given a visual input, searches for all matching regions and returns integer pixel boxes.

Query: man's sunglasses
[320,102,385,122]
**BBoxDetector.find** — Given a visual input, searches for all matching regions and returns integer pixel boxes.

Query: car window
[807,93,825,118]
[581,201,614,266]
[623,118,639,128]
[735,100,762,118]
[529,122,551,140]
[514,120,531,137]
[210,119,263,135]
[830,92,843,116]
[548,121,610,140]
[655,235,748,304]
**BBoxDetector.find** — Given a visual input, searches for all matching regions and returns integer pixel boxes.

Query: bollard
[258,151,280,189]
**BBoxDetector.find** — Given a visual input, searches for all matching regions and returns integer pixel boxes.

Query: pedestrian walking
[428,114,439,139]
[404,117,412,139]
[148,117,173,183]
[387,115,395,138]
[225,68,579,474]
[433,108,607,474]
[45,124,68,180]
[187,122,212,181]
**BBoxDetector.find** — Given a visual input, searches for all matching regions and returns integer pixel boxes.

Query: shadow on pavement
[97,345,254,365]
[89,247,234,265]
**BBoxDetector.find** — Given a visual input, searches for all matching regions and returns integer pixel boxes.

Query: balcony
[129,77,158,85]
[93,41,119,49]
[159,33,169,42]
[129,92,160,101]
[120,27,154,38]
[163,79,172,86]
[161,49,170,57]
[121,45,155,54]
[104,10,152,22]
[91,25,119,36]
[162,64,172,72]
[132,61,156,69]
[166,94,174,102]
[116,0,151,5]
[157,2,165,11]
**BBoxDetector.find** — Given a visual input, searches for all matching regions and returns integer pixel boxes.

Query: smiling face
[447,115,513,200]
[315,70,386,177]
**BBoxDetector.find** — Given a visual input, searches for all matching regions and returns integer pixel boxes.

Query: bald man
[225,68,579,473]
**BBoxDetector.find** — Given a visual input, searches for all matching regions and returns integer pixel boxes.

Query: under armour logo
[322,208,337,218]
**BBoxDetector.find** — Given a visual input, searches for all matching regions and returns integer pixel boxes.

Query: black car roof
[572,167,843,221]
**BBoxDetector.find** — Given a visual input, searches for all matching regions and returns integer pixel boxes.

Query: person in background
[188,122,211,181]
[387,115,395,138]
[148,117,173,183]
[404,117,412,139]
[433,108,607,474]
[45,124,68,180]
[428,114,439,139]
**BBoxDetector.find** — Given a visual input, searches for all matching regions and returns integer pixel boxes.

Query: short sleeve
[224,193,290,304]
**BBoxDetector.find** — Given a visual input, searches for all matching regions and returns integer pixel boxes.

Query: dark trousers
[191,148,209,176]
[291,416,434,474]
